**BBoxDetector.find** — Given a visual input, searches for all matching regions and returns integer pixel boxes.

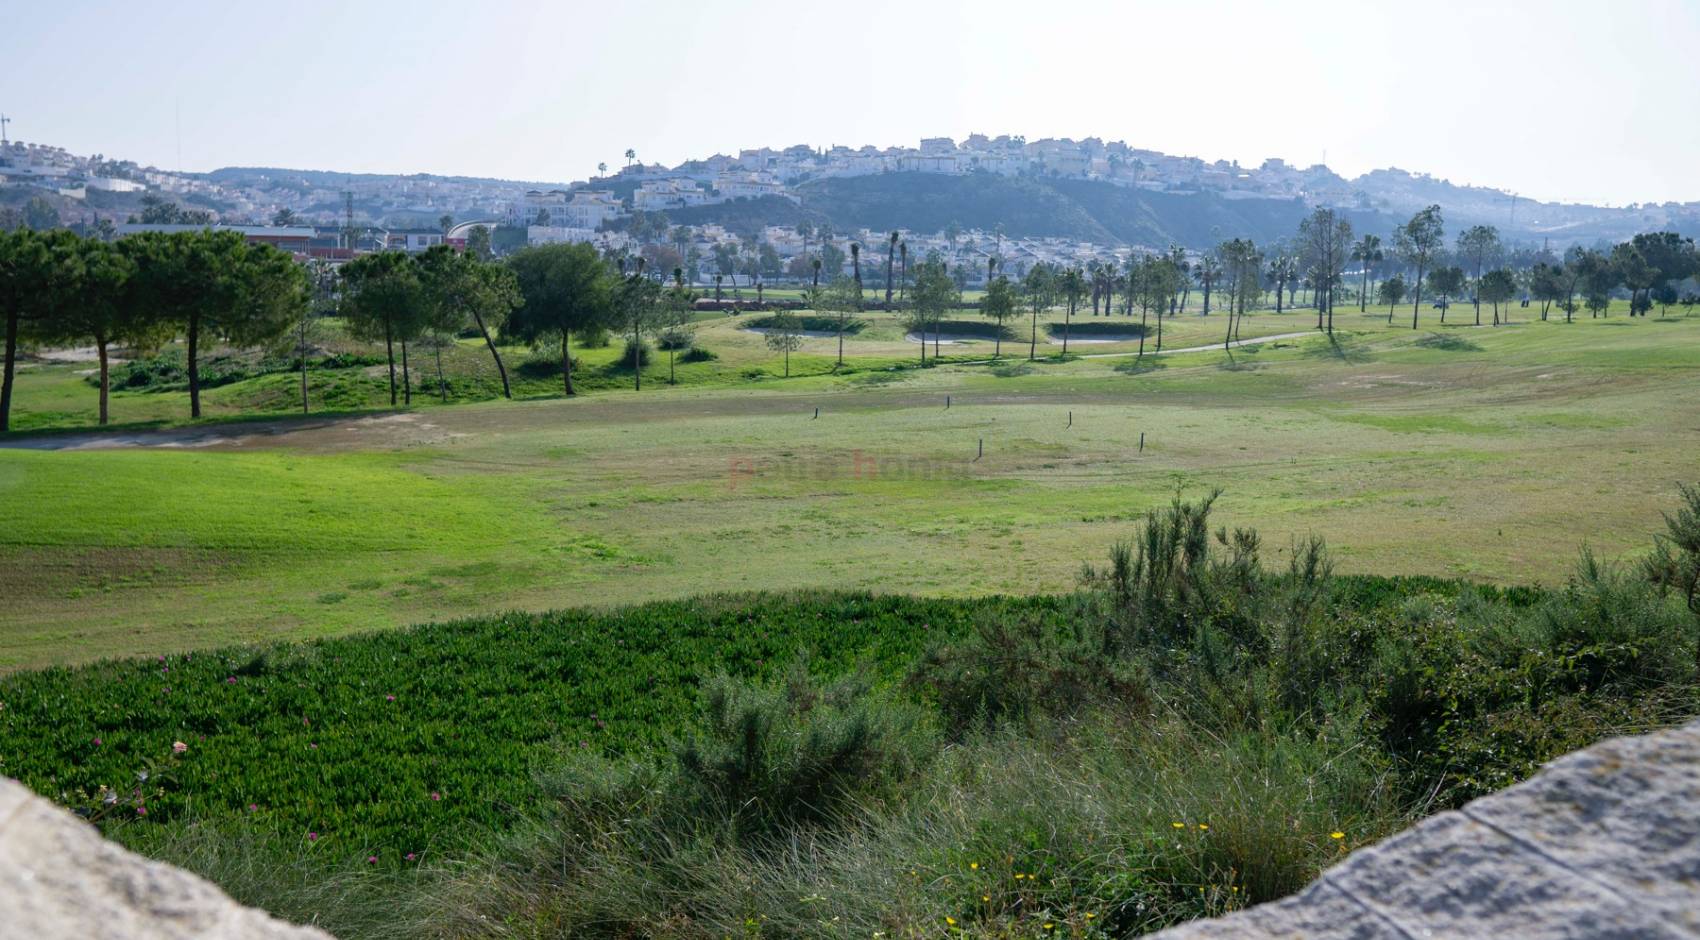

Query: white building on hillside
[713,171,785,200]
[563,190,624,229]
[633,178,710,211]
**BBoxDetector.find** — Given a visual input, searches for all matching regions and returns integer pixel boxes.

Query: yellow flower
[1172,822,1185,829]
[1014,873,1025,880]
[1330,831,1345,840]
[1043,924,1054,931]
[969,862,978,870]
[981,895,990,903]
[945,916,956,926]
[1198,823,1209,831]
[1085,912,1096,920]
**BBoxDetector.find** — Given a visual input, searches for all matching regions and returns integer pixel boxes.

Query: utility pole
[0,113,10,145]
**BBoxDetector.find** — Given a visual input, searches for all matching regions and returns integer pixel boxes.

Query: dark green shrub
[679,347,717,363]
[614,339,651,369]
[515,356,578,378]
[909,601,1147,738]
[673,667,936,836]
[1046,320,1147,337]
[747,314,862,333]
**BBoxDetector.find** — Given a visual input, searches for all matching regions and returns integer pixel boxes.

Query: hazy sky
[6,0,1698,206]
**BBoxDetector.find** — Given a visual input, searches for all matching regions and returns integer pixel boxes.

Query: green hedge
[1046,320,1148,337]
[745,314,864,333]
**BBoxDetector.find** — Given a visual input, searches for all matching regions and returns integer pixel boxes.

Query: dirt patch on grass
[0,545,235,599]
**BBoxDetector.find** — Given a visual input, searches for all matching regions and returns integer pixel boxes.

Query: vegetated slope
[688,172,1405,248]
[647,194,809,237]
[799,172,1117,243]
[5,491,1695,939]
[1050,179,1392,247]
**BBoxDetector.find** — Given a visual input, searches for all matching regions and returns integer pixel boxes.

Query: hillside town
[6,130,1700,288]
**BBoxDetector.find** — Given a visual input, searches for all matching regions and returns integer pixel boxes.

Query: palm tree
[1166,246,1190,313]
[597,162,607,177]
[1351,235,1383,312]
[796,221,813,263]
[898,242,909,303]
[1060,267,1085,355]
[624,149,636,167]
[884,231,899,309]
[1195,256,1222,316]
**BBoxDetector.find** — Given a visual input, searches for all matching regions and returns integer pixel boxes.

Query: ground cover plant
[2,491,1695,938]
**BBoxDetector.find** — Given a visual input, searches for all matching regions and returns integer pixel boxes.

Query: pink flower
[385,694,395,702]
[307,832,318,841]
[135,806,147,816]
[303,718,310,726]
[429,791,441,801]
[248,803,258,812]
[367,855,378,864]
[226,676,237,684]
[405,853,417,862]
[91,737,102,746]
[308,743,317,749]
[172,741,188,754]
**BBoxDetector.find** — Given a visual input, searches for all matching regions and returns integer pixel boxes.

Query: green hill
[659,172,1404,248]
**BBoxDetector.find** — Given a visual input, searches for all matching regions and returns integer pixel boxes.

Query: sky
[5,0,1698,206]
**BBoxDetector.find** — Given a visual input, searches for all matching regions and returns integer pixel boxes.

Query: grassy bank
[3,492,1695,937]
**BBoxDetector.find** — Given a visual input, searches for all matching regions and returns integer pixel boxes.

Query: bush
[655,329,694,351]
[679,347,717,363]
[674,666,937,836]
[613,339,651,369]
[909,600,1148,738]
[515,356,577,379]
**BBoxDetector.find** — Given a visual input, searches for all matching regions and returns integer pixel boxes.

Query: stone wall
[1149,719,1700,939]
[0,776,332,939]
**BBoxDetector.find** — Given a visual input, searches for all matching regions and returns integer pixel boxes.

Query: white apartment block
[633,178,710,211]
[563,190,624,229]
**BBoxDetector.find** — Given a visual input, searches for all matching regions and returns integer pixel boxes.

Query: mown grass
[3,310,1699,670]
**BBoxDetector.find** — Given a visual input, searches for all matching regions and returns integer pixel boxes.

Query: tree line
[5,216,1698,432]
[976,208,1700,355]
[1,227,307,431]
[0,231,714,432]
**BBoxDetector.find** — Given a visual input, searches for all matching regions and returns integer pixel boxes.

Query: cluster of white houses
[540,134,1358,209]
[505,134,1358,262]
